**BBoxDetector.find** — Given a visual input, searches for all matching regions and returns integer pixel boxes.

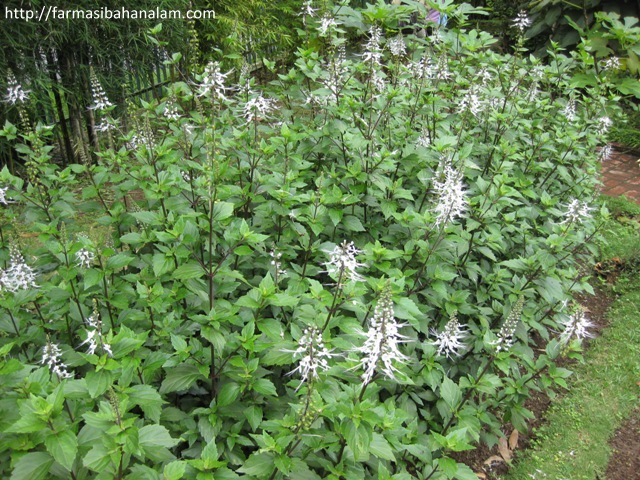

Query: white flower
[0,186,12,205]
[356,287,408,384]
[494,298,524,352]
[413,56,434,80]
[299,0,316,19]
[362,26,383,66]
[4,71,30,105]
[478,68,492,86]
[0,246,37,292]
[387,35,406,57]
[127,131,154,150]
[198,61,229,100]
[559,198,592,225]
[41,340,72,379]
[603,56,620,71]
[559,307,594,344]
[431,312,467,358]
[432,161,467,226]
[372,71,386,93]
[318,16,337,36]
[596,116,613,136]
[270,249,287,279]
[512,11,532,32]
[460,90,483,116]
[89,71,112,111]
[562,100,576,122]
[435,56,452,81]
[75,248,95,268]
[289,327,332,385]
[79,312,113,357]
[164,99,180,121]
[416,129,431,148]
[95,119,115,133]
[598,144,613,161]
[324,240,364,284]
[243,94,275,123]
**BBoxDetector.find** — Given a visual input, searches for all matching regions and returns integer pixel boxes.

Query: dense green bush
[0,2,619,479]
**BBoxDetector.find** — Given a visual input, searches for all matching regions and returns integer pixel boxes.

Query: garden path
[600,146,640,202]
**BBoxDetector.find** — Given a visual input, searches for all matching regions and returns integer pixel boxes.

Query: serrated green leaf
[86,369,112,399]
[153,253,174,277]
[139,424,179,449]
[212,202,234,221]
[10,452,54,480]
[237,452,275,476]
[163,461,187,480]
[343,215,365,232]
[126,385,165,423]
[370,433,396,461]
[172,262,204,280]
[128,464,161,480]
[216,382,240,407]
[252,378,277,396]
[45,430,78,471]
[243,405,263,431]
[441,376,461,410]
[160,364,205,394]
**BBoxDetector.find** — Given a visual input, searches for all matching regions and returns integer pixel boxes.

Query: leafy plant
[0,2,617,478]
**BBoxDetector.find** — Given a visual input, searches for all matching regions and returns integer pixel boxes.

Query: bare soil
[605,409,640,480]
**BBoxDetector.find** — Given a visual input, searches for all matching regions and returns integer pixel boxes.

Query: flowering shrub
[0,2,617,479]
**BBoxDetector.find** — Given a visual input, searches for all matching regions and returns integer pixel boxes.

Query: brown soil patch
[605,409,640,480]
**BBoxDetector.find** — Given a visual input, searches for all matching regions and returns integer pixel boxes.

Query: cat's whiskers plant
[322,240,363,331]
[0,3,626,478]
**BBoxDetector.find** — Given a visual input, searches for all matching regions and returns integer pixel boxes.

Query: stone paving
[600,145,640,203]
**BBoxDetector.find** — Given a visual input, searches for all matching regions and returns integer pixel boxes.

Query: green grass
[505,198,640,480]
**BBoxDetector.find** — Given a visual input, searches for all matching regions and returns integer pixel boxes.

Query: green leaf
[111,326,147,359]
[106,252,133,270]
[252,378,277,396]
[394,298,423,322]
[243,406,263,431]
[437,456,458,477]
[139,424,179,449]
[83,269,104,289]
[202,441,225,469]
[128,464,161,480]
[344,420,372,461]
[370,433,396,461]
[269,293,299,307]
[45,430,78,471]
[441,376,461,410]
[131,211,160,225]
[126,384,165,423]
[10,452,54,480]
[216,382,240,407]
[616,77,640,98]
[6,413,48,433]
[159,364,205,394]
[343,215,365,232]
[237,452,275,476]
[172,262,204,280]
[455,461,482,480]
[120,232,143,245]
[82,443,112,472]
[153,253,174,277]
[86,369,112,399]
[163,461,187,480]
[212,202,234,222]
